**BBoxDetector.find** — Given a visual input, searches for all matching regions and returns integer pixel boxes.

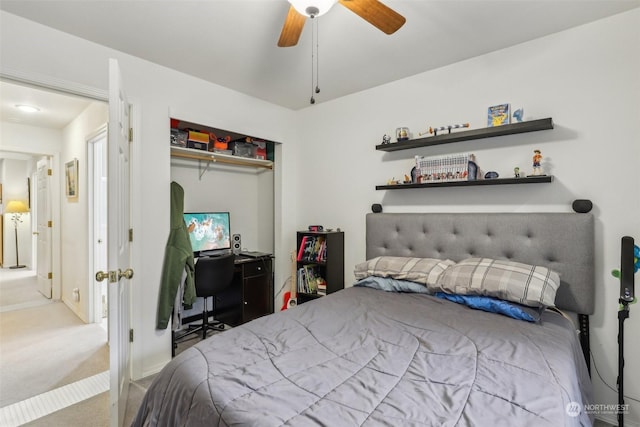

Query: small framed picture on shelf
[487,104,510,127]
[65,158,79,199]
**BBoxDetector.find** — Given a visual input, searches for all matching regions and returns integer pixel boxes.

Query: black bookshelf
[296,231,344,304]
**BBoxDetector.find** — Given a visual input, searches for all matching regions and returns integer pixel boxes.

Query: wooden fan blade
[338,0,406,35]
[278,5,306,47]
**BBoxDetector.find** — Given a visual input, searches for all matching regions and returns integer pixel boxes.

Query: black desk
[181,255,273,325]
[216,255,274,326]
[172,254,273,355]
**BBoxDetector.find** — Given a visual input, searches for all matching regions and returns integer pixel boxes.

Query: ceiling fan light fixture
[288,0,337,17]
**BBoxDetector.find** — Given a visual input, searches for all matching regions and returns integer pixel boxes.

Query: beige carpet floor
[0,267,226,426]
[0,300,109,407]
[0,268,51,311]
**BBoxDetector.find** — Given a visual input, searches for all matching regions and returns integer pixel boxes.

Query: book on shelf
[317,280,327,296]
[296,265,326,295]
[415,153,470,183]
[487,104,510,127]
[297,235,327,262]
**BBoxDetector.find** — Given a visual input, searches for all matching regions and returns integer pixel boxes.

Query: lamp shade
[288,0,337,17]
[5,200,29,213]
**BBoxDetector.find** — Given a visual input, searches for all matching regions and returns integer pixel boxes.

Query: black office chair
[192,253,236,339]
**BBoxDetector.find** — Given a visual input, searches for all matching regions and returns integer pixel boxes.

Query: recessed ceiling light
[15,104,40,113]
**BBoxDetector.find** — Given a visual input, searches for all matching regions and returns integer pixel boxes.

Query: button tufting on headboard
[365,212,595,315]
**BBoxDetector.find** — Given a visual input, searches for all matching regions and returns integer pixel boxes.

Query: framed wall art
[65,159,78,199]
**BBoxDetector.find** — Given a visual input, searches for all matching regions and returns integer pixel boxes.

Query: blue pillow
[434,292,543,322]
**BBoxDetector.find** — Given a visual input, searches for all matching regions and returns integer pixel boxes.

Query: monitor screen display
[183,212,231,254]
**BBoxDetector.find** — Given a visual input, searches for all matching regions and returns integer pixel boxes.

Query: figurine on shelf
[513,108,524,123]
[381,134,391,145]
[410,166,419,183]
[387,177,400,185]
[468,154,479,181]
[396,127,409,142]
[531,149,543,176]
[514,167,521,178]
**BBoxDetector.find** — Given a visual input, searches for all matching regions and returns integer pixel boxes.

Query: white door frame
[87,125,109,324]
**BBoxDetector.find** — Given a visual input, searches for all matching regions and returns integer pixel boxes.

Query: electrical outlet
[73,288,80,302]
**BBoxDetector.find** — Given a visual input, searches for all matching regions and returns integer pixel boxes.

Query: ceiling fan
[278,0,406,47]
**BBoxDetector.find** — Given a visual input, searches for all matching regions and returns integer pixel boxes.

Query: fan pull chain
[315,18,320,95]
[310,17,317,104]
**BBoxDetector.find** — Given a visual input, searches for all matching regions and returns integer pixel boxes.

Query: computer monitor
[183,212,231,256]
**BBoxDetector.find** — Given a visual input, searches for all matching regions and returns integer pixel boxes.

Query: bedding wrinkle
[474,388,556,424]
[359,328,421,427]
[523,326,589,421]
[360,294,477,426]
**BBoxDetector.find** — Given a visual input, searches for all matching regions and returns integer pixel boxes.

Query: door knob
[119,268,134,280]
[33,231,40,235]
[96,271,110,282]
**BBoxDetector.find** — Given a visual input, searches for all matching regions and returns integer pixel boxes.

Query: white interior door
[107,58,132,427]
[36,158,52,298]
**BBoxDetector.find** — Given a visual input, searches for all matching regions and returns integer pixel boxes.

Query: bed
[133,212,594,426]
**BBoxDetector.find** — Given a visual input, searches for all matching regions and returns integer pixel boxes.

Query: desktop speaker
[232,234,241,254]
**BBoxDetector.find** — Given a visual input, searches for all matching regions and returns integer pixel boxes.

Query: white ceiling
[1,0,639,114]
[0,81,94,129]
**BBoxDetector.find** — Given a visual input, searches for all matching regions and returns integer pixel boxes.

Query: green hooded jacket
[156,181,196,329]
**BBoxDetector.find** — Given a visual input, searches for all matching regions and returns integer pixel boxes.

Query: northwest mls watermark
[566,401,629,417]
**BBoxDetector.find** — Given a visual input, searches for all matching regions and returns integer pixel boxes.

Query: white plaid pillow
[434,257,560,307]
[354,256,455,287]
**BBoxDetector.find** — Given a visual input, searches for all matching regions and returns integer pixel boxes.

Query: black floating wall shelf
[376,118,554,152]
[376,175,553,190]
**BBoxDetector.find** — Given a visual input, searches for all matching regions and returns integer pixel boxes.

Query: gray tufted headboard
[366,212,595,315]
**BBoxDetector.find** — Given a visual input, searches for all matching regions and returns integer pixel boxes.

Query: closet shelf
[171,146,273,170]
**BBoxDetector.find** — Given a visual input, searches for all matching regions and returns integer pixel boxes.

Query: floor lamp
[5,200,30,269]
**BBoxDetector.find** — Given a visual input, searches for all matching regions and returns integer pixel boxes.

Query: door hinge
[129,329,134,342]
[129,228,133,242]
[129,128,133,142]
[48,220,53,228]
[47,169,52,176]
[48,272,53,279]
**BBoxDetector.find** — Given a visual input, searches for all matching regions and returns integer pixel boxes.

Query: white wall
[294,9,640,425]
[0,10,297,380]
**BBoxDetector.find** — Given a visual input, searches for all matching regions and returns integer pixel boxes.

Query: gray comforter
[133,286,592,426]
